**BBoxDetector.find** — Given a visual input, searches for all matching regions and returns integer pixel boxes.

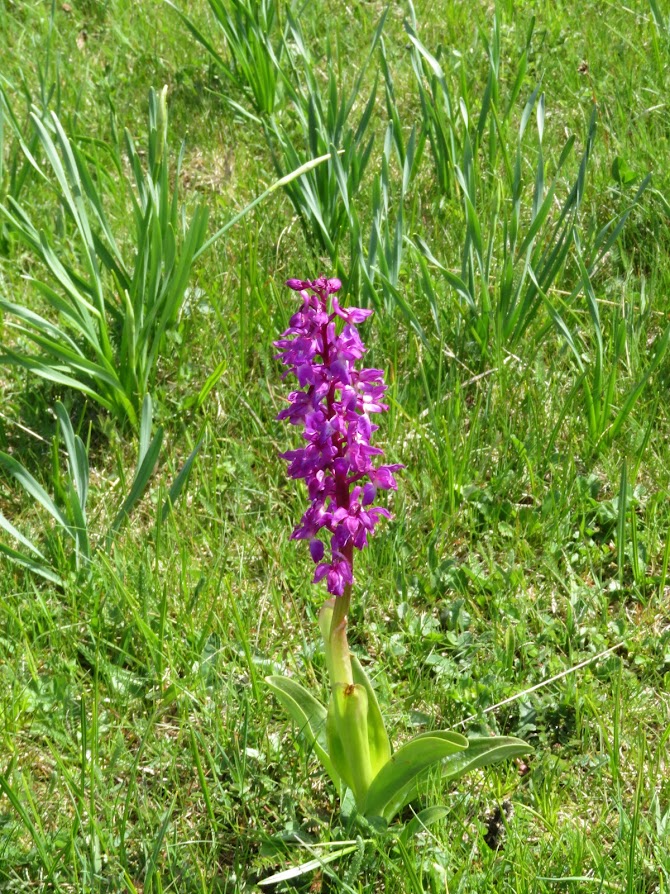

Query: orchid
[274,275,401,598]
[268,275,531,828]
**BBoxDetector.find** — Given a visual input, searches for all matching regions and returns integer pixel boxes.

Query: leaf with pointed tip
[138,394,154,467]
[400,806,450,844]
[0,349,114,410]
[0,509,45,558]
[0,540,62,584]
[265,676,340,792]
[388,735,534,823]
[0,451,71,533]
[55,402,89,511]
[363,731,468,820]
[54,402,90,565]
[258,845,358,888]
[439,736,533,783]
[107,425,163,543]
[160,436,204,522]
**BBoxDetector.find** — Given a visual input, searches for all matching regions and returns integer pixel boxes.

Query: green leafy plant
[0,86,30,213]
[0,87,208,429]
[262,11,386,263]
[349,122,415,314]
[1,86,338,430]
[407,11,651,365]
[166,0,286,120]
[267,626,528,825]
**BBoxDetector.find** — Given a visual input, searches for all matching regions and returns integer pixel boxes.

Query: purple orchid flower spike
[275,276,402,600]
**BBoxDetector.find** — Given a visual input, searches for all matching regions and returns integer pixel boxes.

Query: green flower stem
[319,590,353,687]
[330,582,351,634]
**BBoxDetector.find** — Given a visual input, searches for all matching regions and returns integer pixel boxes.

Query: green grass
[2,0,670,891]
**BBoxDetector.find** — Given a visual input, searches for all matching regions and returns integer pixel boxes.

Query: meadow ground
[1,0,670,891]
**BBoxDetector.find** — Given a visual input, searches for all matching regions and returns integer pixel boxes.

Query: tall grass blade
[160,437,204,522]
[617,460,628,581]
[195,151,336,259]
[0,540,62,584]
[107,427,164,543]
[144,795,176,894]
[0,772,54,874]
[0,451,71,532]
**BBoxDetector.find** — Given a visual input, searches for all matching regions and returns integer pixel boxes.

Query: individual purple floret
[275,276,402,597]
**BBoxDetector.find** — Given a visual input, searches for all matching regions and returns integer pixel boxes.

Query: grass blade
[0,451,71,532]
[195,152,336,259]
[0,772,54,874]
[160,436,204,522]
[107,428,163,543]
[0,540,62,584]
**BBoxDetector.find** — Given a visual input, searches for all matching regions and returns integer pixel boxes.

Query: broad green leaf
[55,402,89,511]
[611,156,637,186]
[0,297,89,352]
[317,599,337,685]
[318,599,355,687]
[0,349,115,411]
[327,683,373,806]
[324,692,351,794]
[22,402,89,567]
[64,479,90,567]
[363,731,468,820]
[107,427,163,543]
[0,509,45,558]
[351,655,391,778]
[439,735,533,783]
[405,31,446,82]
[265,676,340,791]
[6,324,120,388]
[0,541,62,585]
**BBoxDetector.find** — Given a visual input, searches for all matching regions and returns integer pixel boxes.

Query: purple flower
[275,275,402,596]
